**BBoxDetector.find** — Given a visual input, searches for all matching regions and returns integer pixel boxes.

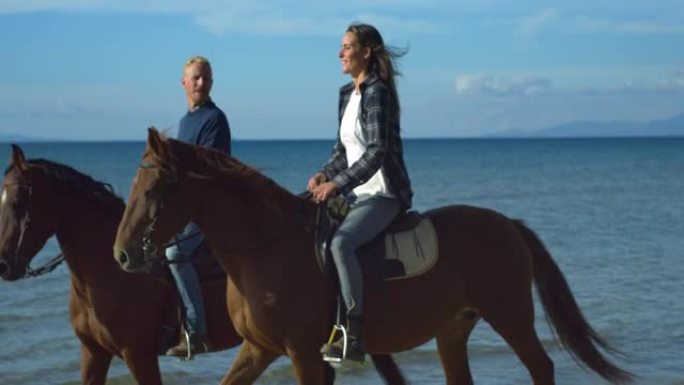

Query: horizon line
[1,134,683,144]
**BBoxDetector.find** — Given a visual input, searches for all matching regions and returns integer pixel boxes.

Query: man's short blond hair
[183,56,212,72]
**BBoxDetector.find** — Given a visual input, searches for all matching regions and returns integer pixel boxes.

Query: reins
[24,252,65,278]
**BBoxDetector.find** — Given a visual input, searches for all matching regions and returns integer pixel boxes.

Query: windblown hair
[347,23,407,123]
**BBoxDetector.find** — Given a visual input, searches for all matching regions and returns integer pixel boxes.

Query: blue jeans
[165,224,207,336]
[329,196,401,318]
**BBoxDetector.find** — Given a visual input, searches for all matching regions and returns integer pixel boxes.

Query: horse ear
[147,127,165,155]
[9,144,27,171]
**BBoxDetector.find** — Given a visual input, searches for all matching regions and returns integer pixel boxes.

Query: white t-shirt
[339,90,394,200]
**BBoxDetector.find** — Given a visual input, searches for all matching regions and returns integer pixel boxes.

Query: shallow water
[0,138,682,384]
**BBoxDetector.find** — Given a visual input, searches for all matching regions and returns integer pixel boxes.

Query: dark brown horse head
[0,145,63,280]
[0,144,124,281]
[113,128,191,273]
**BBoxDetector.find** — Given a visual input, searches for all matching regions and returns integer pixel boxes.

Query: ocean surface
[0,137,682,385]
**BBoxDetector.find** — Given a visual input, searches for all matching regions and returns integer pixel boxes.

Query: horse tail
[513,220,634,384]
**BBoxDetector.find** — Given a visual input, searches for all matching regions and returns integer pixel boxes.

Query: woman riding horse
[114,128,633,385]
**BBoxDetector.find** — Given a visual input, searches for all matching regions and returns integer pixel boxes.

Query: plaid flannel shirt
[321,73,413,208]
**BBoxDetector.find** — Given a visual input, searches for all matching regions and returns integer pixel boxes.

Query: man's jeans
[165,227,207,336]
[329,196,401,318]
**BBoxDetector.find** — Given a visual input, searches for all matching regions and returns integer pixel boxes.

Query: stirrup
[321,324,348,364]
[181,329,195,361]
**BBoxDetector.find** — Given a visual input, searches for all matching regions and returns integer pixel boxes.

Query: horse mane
[162,138,294,213]
[4,159,125,210]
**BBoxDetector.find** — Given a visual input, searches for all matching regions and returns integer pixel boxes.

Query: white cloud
[195,11,445,36]
[0,0,451,36]
[513,8,560,45]
[567,16,684,35]
[455,74,552,96]
[0,0,444,14]
[0,0,451,35]
[649,67,684,91]
[671,67,684,86]
[196,12,337,36]
[611,67,684,93]
[3,1,684,38]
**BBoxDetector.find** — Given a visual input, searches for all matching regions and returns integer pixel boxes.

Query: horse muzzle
[115,248,149,273]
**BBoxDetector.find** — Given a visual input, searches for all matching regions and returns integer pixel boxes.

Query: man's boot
[320,316,365,363]
[165,332,211,358]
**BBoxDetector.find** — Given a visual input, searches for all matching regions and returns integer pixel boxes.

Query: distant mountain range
[3,112,684,141]
[0,134,54,142]
[0,134,39,142]
[491,112,684,138]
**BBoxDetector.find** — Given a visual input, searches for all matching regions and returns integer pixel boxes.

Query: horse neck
[192,178,318,287]
[55,194,125,287]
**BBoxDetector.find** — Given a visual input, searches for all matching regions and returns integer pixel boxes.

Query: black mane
[161,137,296,215]
[5,159,125,209]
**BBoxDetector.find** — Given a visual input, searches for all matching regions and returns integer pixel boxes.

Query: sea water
[0,137,682,385]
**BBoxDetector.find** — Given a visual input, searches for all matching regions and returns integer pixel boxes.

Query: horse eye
[144,182,168,199]
[10,189,30,212]
[18,193,30,205]
[144,187,158,200]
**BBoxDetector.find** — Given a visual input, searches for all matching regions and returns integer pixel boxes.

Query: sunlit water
[0,138,682,384]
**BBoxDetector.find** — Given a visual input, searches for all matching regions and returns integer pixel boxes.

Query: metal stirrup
[322,324,348,363]
[181,329,194,361]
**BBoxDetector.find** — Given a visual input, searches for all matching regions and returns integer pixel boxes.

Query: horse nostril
[116,250,129,267]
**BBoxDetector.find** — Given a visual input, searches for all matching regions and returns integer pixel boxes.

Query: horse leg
[435,310,479,385]
[323,363,335,385]
[79,341,113,385]
[220,340,278,385]
[121,349,163,385]
[288,349,329,385]
[479,293,554,385]
[370,354,408,385]
[488,318,554,385]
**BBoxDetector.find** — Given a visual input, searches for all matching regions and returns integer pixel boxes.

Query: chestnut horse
[0,144,244,384]
[0,144,405,385]
[114,129,633,385]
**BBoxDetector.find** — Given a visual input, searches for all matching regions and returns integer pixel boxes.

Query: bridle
[141,200,204,267]
[13,183,34,259]
[137,161,199,266]
[1,182,65,279]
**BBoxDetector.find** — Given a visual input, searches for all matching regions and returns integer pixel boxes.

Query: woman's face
[339,31,370,77]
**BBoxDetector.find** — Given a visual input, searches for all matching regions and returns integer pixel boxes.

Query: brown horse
[114,129,633,385]
[0,144,243,384]
[0,144,406,385]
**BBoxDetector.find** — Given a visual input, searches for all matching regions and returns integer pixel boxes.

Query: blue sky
[1,1,683,140]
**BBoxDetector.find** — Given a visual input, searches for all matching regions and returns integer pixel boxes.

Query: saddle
[314,196,439,283]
